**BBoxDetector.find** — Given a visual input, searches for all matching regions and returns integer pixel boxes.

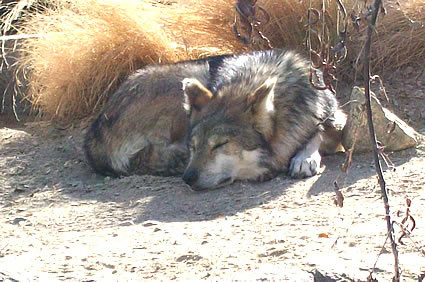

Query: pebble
[11,217,27,225]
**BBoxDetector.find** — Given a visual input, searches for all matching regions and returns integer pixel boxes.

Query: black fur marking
[205,54,233,92]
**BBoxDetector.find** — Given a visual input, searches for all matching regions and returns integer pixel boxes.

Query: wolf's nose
[182,168,199,186]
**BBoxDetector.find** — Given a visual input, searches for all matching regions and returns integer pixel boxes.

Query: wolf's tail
[83,118,119,177]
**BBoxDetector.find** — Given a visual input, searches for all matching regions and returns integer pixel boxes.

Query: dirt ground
[1,71,425,281]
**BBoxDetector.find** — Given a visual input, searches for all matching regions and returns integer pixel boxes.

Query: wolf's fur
[84,55,230,177]
[84,49,345,190]
[181,49,346,190]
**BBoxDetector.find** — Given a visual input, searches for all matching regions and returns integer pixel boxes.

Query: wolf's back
[211,49,338,126]
[84,55,230,176]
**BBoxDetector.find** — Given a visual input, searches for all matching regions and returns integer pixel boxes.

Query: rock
[313,270,337,282]
[342,87,419,153]
[312,269,354,281]
[11,217,27,225]
[176,254,203,263]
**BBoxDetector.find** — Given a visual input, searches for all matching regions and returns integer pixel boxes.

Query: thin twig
[363,0,400,280]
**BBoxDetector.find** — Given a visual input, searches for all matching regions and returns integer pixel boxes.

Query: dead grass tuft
[261,0,425,79]
[166,0,248,57]
[14,0,245,121]
[370,0,425,72]
[6,0,425,122]
[17,1,177,120]
[262,0,340,51]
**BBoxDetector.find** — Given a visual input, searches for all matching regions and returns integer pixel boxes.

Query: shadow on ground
[0,118,419,224]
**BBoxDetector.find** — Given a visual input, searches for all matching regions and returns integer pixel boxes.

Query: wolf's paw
[289,150,322,179]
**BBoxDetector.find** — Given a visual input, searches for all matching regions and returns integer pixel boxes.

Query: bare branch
[233,0,272,48]
[362,0,400,280]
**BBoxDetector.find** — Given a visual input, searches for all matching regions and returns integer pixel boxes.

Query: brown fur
[84,56,220,176]
[84,50,345,191]
[182,49,346,190]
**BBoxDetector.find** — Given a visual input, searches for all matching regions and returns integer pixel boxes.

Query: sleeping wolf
[84,55,230,177]
[84,49,345,190]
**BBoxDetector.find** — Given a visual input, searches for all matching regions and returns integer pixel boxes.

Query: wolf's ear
[247,77,277,114]
[246,77,277,140]
[182,78,213,114]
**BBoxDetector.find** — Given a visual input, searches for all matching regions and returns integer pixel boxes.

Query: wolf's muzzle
[182,168,199,187]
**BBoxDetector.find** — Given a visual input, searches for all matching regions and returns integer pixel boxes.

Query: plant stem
[363,0,400,280]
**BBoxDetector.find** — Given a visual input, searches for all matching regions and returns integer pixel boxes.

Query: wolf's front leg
[289,132,323,178]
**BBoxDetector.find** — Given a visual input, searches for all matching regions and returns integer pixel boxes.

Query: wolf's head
[181,77,277,191]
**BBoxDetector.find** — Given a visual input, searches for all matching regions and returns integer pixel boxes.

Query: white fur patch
[195,153,237,189]
[263,77,277,113]
[208,153,236,175]
[110,135,149,173]
[181,77,213,113]
[181,78,196,112]
[236,149,269,180]
[334,108,347,130]
[197,149,269,189]
[181,78,198,90]
[289,133,323,178]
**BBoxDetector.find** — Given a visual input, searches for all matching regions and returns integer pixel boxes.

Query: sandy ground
[1,66,425,281]
[0,114,424,281]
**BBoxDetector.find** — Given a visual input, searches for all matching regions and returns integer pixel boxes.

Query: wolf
[84,49,345,190]
[181,49,346,190]
[84,55,229,177]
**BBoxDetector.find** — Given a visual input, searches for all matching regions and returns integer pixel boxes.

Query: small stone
[176,254,203,262]
[11,217,27,225]
[342,87,419,152]
[63,160,73,168]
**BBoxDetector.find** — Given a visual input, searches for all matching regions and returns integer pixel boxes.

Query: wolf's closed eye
[211,140,229,151]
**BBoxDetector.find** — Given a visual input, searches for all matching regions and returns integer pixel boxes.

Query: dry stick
[363,0,400,280]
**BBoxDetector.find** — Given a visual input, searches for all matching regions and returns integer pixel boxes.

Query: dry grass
[263,0,340,50]
[329,0,425,80]
[5,0,425,122]
[167,0,248,57]
[17,0,177,120]
[14,0,245,121]
[263,0,425,76]
[370,0,425,72]
[1,0,40,33]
